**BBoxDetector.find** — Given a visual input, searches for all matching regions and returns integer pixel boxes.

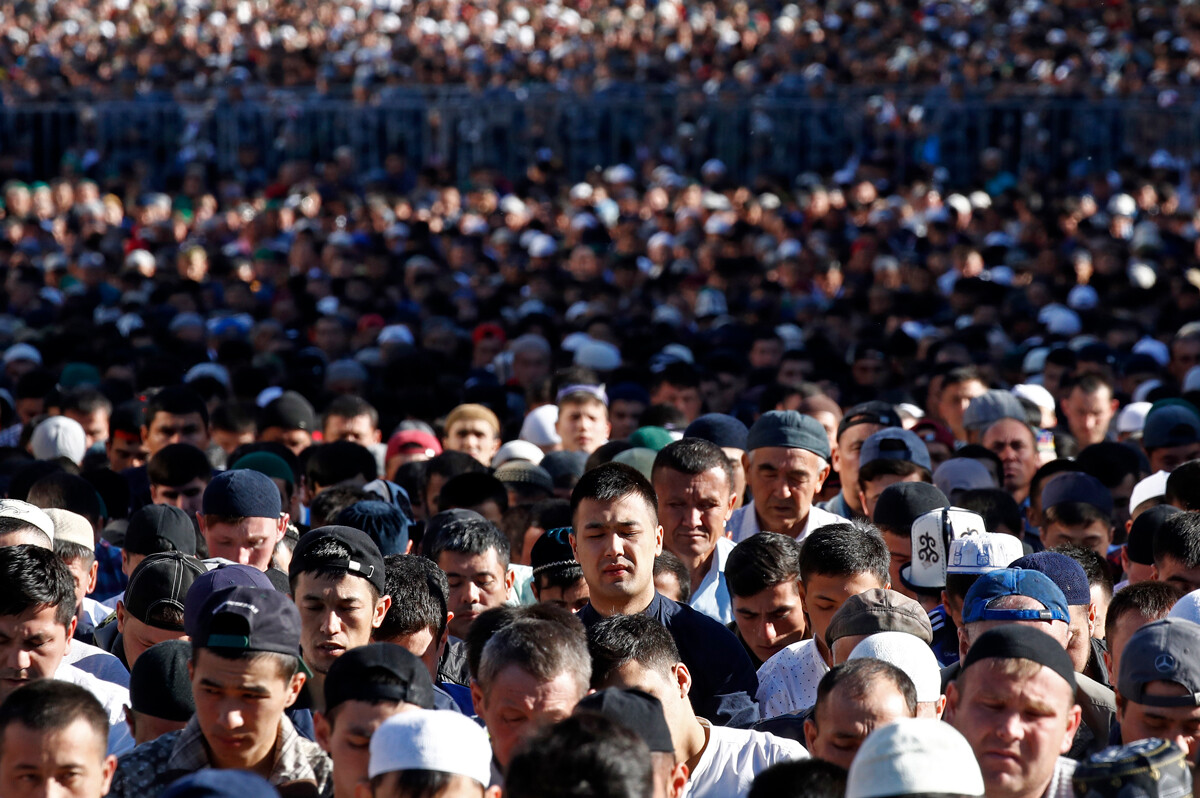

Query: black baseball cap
[837,401,900,439]
[124,504,198,557]
[124,551,206,630]
[872,482,949,534]
[202,469,282,519]
[323,643,435,713]
[575,688,675,753]
[129,639,195,721]
[288,525,386,594]
[260,391,316,432]
[194,584,302,659]
[1128,506,1181,566]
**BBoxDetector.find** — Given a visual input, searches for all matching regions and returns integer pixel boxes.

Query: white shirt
[81,597,112,630]
[727,501,844,544]
[63,639,129,688]
[681,718,809,798]
[688,537,735,624]
[755,639,829,719]
[53,662,135,756]
[101,590,123,611]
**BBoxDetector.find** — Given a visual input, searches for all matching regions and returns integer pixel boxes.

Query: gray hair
[477,617,591,697]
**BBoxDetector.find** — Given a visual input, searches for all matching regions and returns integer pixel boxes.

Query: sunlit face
[471,666,583,769]
[744,447,830,538]
[800,572,887,658]
[832,424,883,513]
[651,383,703,424]
[117,606,187,670]
[1062,387,1116,447]
[938,380,986,437]
[199,515,287,570]
[444,420,500,466]
[731,581,807,664]
[570,494,663,613]
[437,550,512,639]
[295,572,390,675]
[1155,555,1200,594]
[982,419,1039,500]
[316,698,411,798]
[324,415,381,447]
[1041,519,1112,559]
[143,412,208,456]
[1119,681,1200,764]
[0,605,73,703]
[556,400,610,454]
[804,678,914,770]
[653,467,734,572]
[0,718,116,798]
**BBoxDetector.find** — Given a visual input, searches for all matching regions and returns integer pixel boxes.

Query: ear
[1087,603,1097,637]
[275,513,290,544]
[284,670,306,708]
[957,625,971,664]
[668,763,689,798]
[116,602,126,633]
[197,514,209,537]
[674,662,692,699]
[87,560,99,594]
[313,711,331,752]
[654,524,664,557]
[816,462,831,491]
[831,445,842,474]
[1151,563,1159,581]
[1060,704,1082,754]
[99,754,118,796]
[569,532,578,560]
[65,615,77,650]
[484,788,504,798]
[1103,648,1113,678]
[858,489,869,517]
[803,718,818,751]
[934,695,947,718]
[470,680,487,716]
[124,706,137,738]
[404,539,413,555]
[372,594,392,629]
[943,680,960,724]
[354,780,374,798]
[504,567,516,593]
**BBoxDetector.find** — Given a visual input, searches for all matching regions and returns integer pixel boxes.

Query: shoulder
[113,733,178,778]
[757,640,809,676]
[808,505,845,526]
[1076,673,1116,711]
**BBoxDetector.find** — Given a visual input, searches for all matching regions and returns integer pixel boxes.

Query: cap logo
[917,530,940,564]
[1156,653,1177,674]
[347,559,375,579]
[214,599,259,615]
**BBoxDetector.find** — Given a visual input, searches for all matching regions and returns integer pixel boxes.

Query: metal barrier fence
[0,95,1195,187]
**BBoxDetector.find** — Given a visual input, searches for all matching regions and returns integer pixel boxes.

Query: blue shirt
[928,604,959,667]
[578,592,760,728]
[92,540,126,602]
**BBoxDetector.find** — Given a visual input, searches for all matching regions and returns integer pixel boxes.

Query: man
[198,469,289,570]
[1010,551,1098,675]
[1115,618,1200,761]
[364,709,493,798]
[855,428,933,518]
[0,498,56,548]
[609,384,650,442]
[962,391,1030,446]
[684,414,749,510]
[1153,510,1200,593]
[1141,405,1200,474]
[1061,374,1119,447]
[589,614,806,798]
[442,403,502,466]
[846,718,983,798]
[322,396,382,447]
[125,640,194,745]
[48,508,107,641]
[147,444,211,521]
[556,384,611,455]
[650,364,704,425]
[824,589,933,664]
[575,687,688,798]
[939,532,1026,665]
[935,367,988,443]
[755,522,890,718]
[651,439,738,623]
[425,513,515,640]
[729,411,842,543]
[820,402,900,520]
[140,387,209,458]
[0,681,118,798]
[982,417,1041,504]
[471,615,591,774]
[1038,473,1116,558]
[289,526,391,712]
[107,585,333,798]
[725,533,807,668]
[848,631,946,718]
[0,545,133,754]
[106,401,148,474]
[314,643,435,798]
[506,713,653,798]
[945,626,1081,798]
[1104,582,1181,687]
[509,334,552,392]
[803,659,917,770]
[871,482,950,604]
[528,528,590,613]
[258,391,317,456]
[231,451,302,527]
[119,504,197,582]
[107,552,204,670]
[61,387,112,450]
[571,463,760,728]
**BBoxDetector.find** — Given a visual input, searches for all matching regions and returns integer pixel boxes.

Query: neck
[682,715,710,778]
[589,587,655,617]
[307,670,326,714]
[208,721,280,777]
[755,506,808,539]
[815,635,832,667]
[679,550,716,596]
[839,490,863,516]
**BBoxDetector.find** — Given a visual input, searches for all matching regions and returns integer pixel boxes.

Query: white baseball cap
[368,709,492,786]
[1129,470,1170,516]
[42,508,93,549]
[846,719,984,798]
[1116,402,1153,435]
[946,532,1025,575]
[849,631,943,703]
[1011,383,1055,412]
[0,499,56,541]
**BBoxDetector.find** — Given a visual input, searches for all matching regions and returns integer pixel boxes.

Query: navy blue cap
[607,382,651,406]
[1128,505,1181,566]
[1143,404,1200,449]
[202,469,281,519]
[161,770,279,798]
[1040,472,1114,517]
[746,410,831,460]
[838,401,901,438]
[184,563,274,638]
[194,585,301,657]
[289,525,386,593]
[685,414,749,451]
[1010,551,1092,606]
[859,428,932,471]
[962,568,1071,624]
[334,500,411,557]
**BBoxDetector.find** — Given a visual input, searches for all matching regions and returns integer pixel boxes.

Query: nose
[235,549,253,565]
[760,620,776,643]
[320,610,342,635]
[993,710,1023,744]
[466,581,483,605]
[221,708,244,730]
[15,648,31,671]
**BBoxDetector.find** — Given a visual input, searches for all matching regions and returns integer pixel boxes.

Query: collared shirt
[688,537,735,624]
[817,492,854,520]
[93,541,126,603]
[1044,757,1077,798]
[578,593,760,728]
[928,604,959,668]
[53,662,134,756]
[680,718,809,798]
[108,715,333,798]
[727,501,844,544]
[63,639,129,688]
[755,639,829,719]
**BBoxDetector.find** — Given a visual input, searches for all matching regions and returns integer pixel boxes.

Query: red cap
[386,430,443,461]
[472,323,506,346]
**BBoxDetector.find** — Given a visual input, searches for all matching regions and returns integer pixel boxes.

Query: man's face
[651,383,702,424]
[938,380,986,437]
[1150,443,1200,474]
[1119,681,1200,763]
[512,350,550,389]
[800,572,887,657]
[0,718,116,798]
[1106,611,1155,685]
[750,339,783,370]
[732,581,807,664]
[107,434,148,472]
[1156,555,1200,594]
[832,424,883,512]
[65,409,109,448]
[117,607,186,670]
[1041,519,1112,559]
[1062,387,1117,447]
[880,529,915,601]
[316,699,408,798]
[1065,605,1093,674]
[444,420,500,467]
[745,447,830,537]
[142,411,208,456]
[571,494,663,613]
[259,427,312,457]
[0,605,72,702]
[1171,338,1200,383]
[438,549,512,639]
[190,648,304,771]
[199,515,286,570]
[653,467,734,572]
[62,558,97,610]
[982,420,1039,499]
[556,401,610,454]
[151,478,208,518]
[859,472,925,519]
[211,428,256,456]
[324,415,381,447]
[295,573,389,675]
[608,400,646,441]
[536,580,591,614]
[804,679,914,770]
[471,665,583,769]
[946,662,1080,798]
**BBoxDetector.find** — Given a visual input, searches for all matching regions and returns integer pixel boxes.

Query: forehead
[150,411,204,429]
[983,420,1033,444]
[295,570,375,598]
[733,580,801,607]
[449,418,496,434]
[438,548,504,572]
[838,422,884,445]
[0,604,66,632]
[2,716,106,759]
[960,658,1073,704]
[652,466,730,495]
[208,516,275,535]
[574,494,656,526]
[750,447,825,470]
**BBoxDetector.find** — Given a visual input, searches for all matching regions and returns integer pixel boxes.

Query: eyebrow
[583,520,639,529]
[199,678,271,696]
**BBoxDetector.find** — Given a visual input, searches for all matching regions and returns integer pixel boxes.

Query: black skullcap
[124,504,198,556]
[962,625,1076,693]
[323,643,435,713]
[1129,505,1181,566]
[575,688,675,753]
[260,390,316,432]
[129,639,196,721]
[872,482,949,533]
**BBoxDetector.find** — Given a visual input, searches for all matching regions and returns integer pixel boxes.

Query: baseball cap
[1040,472,1114,517]
[859,428,931,471]
[849,632,943,703]
[184,563,274,638]
[962,568,1071,625]
[1010,551,1091,606]
[900,507,987,592]
[685,414,749,451]
[323,643,435,713]
[1118,618,1200,708]
[575,688,675,754]
[129,639,195,721]
[838,401,900,439]
[289,525,386,594]
[962,390,1028,432]
[42,508,92,549]
[30,416,86,464]
[160,770,278,798]
[491,440,545,467]
[493,461,554,495]
[260,390,316,432]
[962,625,1077,692]
[1129,505,1180,566]
[368,709,493,785]
[194,585,302,659]
[746,411,831,460]
[1073,739,1192,798]
[124,552,206,630]
[825,589,933,648]
[845,719,983,798]
[871,483,949,534]
[386,430,442,461]
[1130,471,1170,515]
[946,533,1025,575]
[0,499,56,541]
[201,469,282,519]
[933,458,996,500]
[1142,404,1200,450]
[124,504,198,556]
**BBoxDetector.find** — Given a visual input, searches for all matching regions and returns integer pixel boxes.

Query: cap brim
[898,563,944,595]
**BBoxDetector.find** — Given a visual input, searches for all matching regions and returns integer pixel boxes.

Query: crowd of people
[1,0,1197,101]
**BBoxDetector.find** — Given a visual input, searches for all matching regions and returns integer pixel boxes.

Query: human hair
[424,515,511,569]
[144,386,209,430]
[639,404,684,430]
[144,603,186,630]
[324,395,379,429]
[954,445,1004,479]
[0,680,109,754]
[305,441,378,489]
[651,438,733,488]
[59,387,112,418]
[367,770,477,798]
[857,459,932,488]
[748,760,848,798]
[422,452,487,493]
[501,505,536,561]
[726,533,802,598]
[1075,442,1142,490]
[0,545,77,627]
[1166,461,1200,510]
[53,539,95,569]
[476,617,591,695]
[147,443,211,488]
[0,517,51,546]
[650,362,700,391]
[812,659,917,729]
[1063,371,1113,399]
[210,402,258,434]
[377,554,449,642]
[940,366,984,393]
[437,473,509,515]
[798,521,890,585]
[586,613,680,688]
[1051,544,1113,601]
[444,403,500,437]
[290,538,380,600]
[955,488,1023,535]
[308,486,370,528]
[1043,502,1112,530]
[1029,460,1082,505]
[1104,581,1183,641]
[192,644,300,681]
[653,551,690,602]
[506,713,653,798]
[570,463,658,525]
[26,472,102,523]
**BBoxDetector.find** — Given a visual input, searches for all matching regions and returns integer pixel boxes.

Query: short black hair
[1051,544,1113,600]
[377,554,449,642]
[857,459,931,487]
[147,443,211,488]
[144,386,209,430]
[726,532,802,598]
[437,473,509,515]
[305,441,378,489]
[1043,502,1112,531]
[422,451,487,491]
[954,444,1004,478]
[0,545,76,628]
[1166,461,1200,511]
[59,387,112,418]
[506,713,653,798]
[1153,511,1200,568]
[0,680,109,754]
[798,521,890,585]
[812,659,917,727]
[210,402,258,434]
[749,760,847,798]
[1063,371,1113,398]
[309,486,370,528]
[653,551,690,602]
[465,604,584,681]
[424,515,510,568]
[1076,442,1143,490]
[289,538,380,600]
[940,366,984,392]
[54,539,95,569]
[1104,581,1184,641]
[651,438,733,488]
[26,472,102,523]
[324,395,379,428]
[956,488,1023,535]
[587,613,679,689]
[570,463,658,525]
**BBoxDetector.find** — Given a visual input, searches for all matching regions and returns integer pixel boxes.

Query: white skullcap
[1116,402,1152,435]
[0,499,56,541]
[492,440,546,468]
[849,631,943,703]
[368,709,492,786]
[1011,383,1055,412]
[30,416,87,465]
[846,719,984,798]
[1129,470,1169,516]
[520,404,562,448]
[1169,590,1200,626]
[42,508,93,549]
